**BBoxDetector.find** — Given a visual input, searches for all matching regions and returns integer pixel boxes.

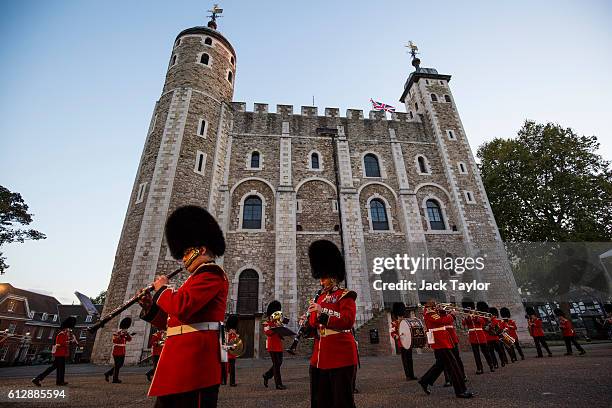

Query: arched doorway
[236,269,259,358]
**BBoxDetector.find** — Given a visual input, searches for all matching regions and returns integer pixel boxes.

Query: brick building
[92,15,527,363]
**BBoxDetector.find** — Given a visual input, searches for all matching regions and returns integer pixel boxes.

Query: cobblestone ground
[1,343,610,407]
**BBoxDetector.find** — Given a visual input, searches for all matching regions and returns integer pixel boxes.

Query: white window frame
[7,300,16,312]
[446,130,456,140]
[230,56,235,66]
[246,151,263,170]
[203,36,213,47]
[196,52,212,68]
[136,182,147,204]
[361,151,386,179]
[366,194,394,233]
[238,191,267,232]
[415,155,431,175]
[457,162,468,175]
[308,150,323,171]
[464,190,476,204]
[169,53,178,69]
[332,199,339,213]
[422,195,451,232]
[194,151,207,175]
[52,314,58,322]
[226,69,234,84]
[296,199,303,213]
[79,330,87,340]
[85,315,93,323]
[41,313,48,321]
[197,118,208,138]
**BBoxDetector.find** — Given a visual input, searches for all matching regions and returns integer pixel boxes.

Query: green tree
[0,185,46,274]
[91,290,106,306]
[477,120,612,242]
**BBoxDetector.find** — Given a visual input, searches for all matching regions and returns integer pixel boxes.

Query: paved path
[0,343,610,407]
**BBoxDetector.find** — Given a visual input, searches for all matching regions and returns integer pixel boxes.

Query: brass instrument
[438,303,492,318]
[226,334,245,358]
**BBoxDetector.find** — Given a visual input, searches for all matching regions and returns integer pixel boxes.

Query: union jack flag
[370,99,396,113]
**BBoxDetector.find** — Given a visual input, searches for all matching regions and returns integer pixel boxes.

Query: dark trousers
[493,340,508,365]
[399,347,415,379]
[104,355,125,381]
[420,349,467,396]
[310,365,356,408]
[35,356,65,385]
[487,341,499,367]
[154,384,219,408]
[470,343,493,371]
[443,344,465,382]
[146,355,160,379]
[506,343,518,362]
[263,351,283,386]
[221,360,236,385]
[564,336,585,354]
[533,336,552,357]
[514,340,524,359]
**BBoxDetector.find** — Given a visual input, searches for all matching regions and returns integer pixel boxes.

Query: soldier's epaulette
[339,289,357,301]
[194,263,228,280]
[431,313,440,320]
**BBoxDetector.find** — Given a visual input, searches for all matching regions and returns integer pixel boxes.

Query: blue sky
[1,0,611,304]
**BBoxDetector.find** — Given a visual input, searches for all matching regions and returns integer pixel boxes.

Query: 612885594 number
[5,388,67,400]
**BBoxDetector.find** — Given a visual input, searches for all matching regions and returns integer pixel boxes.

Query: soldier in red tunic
[390,302,417,381]
[104,317,132,383]
[138,205,228,407]
[554,308,586,355]
[488,308,509,366]
[222,314,239,386]
[306,240,358,408]
[262,300,286,389]
[418,300,473,399]
[461,301,494,374]
[146,329,166,382]
[500,307,524,360]
[442,309,465,386]
[526,306,552,357]
[32,316,78,386]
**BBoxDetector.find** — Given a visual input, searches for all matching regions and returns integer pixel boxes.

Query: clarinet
[286,289,323,355]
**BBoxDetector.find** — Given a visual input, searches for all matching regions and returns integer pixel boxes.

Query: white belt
[468,328,484,332]
[113,344,126,347]
[166,322,220,337]
[444,326,455,330]
[428,327,447,332]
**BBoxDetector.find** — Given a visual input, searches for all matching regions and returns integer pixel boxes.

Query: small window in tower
[431,94,438,102]
[194,151,206,175]
[409,111,414,119]
[249,151,261,169]
[415,102,419,111]
[227,71,233,83]
[310,152,320,170]
[332,200,338,213]
[370,199,390,231]
[444,95,451,103]
[417,156,429,174]
[242,196,262,229]
[464,191,476,204]
[230,56,235,65]
[439,80,444,85]
[296,199,303,213]
[175,38,181,47]
[364,154,381,177]
[458,162,468,174]
[136,182,147,204]
[197,119,208,137]
[200,53,210,65]
[425,79,430,85]
[447,130,456,140]
[204,37,213,46]
[171,54,177,66]
[426,199,446,230]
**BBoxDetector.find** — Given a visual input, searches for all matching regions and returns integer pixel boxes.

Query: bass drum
[399,318,427,349]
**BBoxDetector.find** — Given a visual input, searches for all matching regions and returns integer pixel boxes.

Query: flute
[88,267,183,333]
[286,288,323,355]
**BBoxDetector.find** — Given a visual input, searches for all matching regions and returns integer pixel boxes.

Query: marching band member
[462,301,494,374]
[138,205,229,407]
[146,329,166,382]
[526,306,552,358]
[500,307,523,360]
[307,240,358,408]
[418,300,474,399]
[390,302,417,381]
[262,300,286,390]
[104,317,132,383]
[554,309,586,356]
[488,308,509,366]
[442,308,465,386]
[478,302,498,369]
[223,314,239,386]
[32,316,78,386]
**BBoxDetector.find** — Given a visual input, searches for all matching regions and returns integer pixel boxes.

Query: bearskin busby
[392,302,406,318]
[500,307,511,318]
[476,301,489,313]
[554,308,565,317]
[489,307,499,317]
[604,304,612,314]
[165,205,225,259]
[226,314,239,330]
[60,316,76,329]
[525,306,537,316]
[119,317,132,330]
[308,240,345,281]
[462,300,476,310]
[266,300,282,317]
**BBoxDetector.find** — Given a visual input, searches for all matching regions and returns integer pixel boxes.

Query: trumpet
[437,303,492,318]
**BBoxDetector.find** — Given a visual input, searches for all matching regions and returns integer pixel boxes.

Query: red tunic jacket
[462,315,488,345]
[486,317,502,342]
[444,314,459,345]
[308,288,358,370]
[423,308,454,350]
[558,317,575,337]
[263,321,284,352]
[528,317,545,337]
[141,263,229,397]
[227,331,239,360]
[53,329,72,358]
[503,319,518,340]
[112,330,132,357]
[149,331,165,356]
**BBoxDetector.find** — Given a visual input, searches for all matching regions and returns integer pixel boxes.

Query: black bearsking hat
[226,314,239,330]
[476,301,489,313]
[525,306,537,316]
[392,302,406,317]
[60,316,76,329]
[462,300,476,310]
[554,308,565,317]
[489,307,499,317]
[308,240,345,281]
[500,307,511,318]
[266,300,282,317]
[605,304,612,313]
[165,205,225,259]
[119,317,132,329]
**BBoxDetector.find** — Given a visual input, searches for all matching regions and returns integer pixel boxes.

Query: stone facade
[92,24,527,364]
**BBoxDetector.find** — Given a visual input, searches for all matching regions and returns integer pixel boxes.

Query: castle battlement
[230,102,418,122]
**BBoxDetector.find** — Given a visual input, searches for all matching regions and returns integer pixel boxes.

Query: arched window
[171,55,177,66]
[364,154,381,177]
[230,56,235,65]
[175,39,181,47]
[311,152,320,169]
[431,94,438,102]
[370,199,389,230]
[200,53,209,65]
[415,102,419,111]
[250,151,260,168]
[417,156,428,174]
[228,71,233,83]
[426,199,445,230]
[242,196,262,229]
[444,94,451,103]
[237,269,259,314]
[204,37,213,45]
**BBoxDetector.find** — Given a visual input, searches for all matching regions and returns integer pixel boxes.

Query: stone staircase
[354,308,394,356]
